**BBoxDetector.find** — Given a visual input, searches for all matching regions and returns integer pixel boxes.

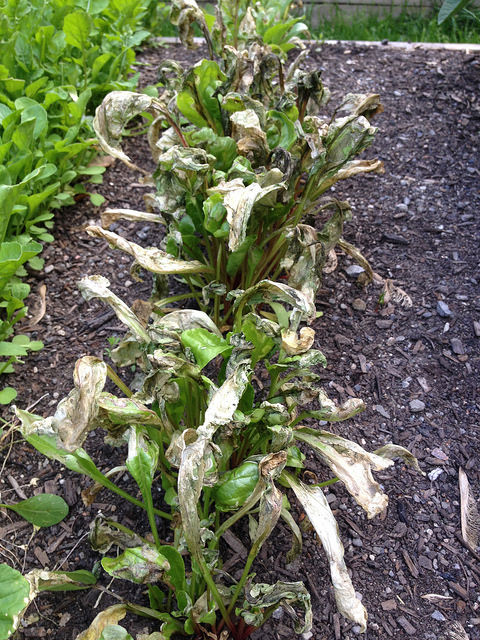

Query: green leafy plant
[8,277,418,639]
[91,10,383,327]
[0,0,172,400]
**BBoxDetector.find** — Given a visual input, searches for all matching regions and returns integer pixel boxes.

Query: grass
[312,6,480,43]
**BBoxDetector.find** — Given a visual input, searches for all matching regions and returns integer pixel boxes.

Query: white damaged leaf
[282,224,322,311]
[102,546,169,584]
[85,227,212,276]
[338,93,383,119]
[285,474,367,631]
[177,360,251,561]
[78,275,151,343]
[16,357,107,453]
[295,428,391,518]
[374,443,422,473]
[93,92,162,172]
[230,109,269,164]
[151,309,223,338]
[100,208,165,229]
[75,604,128,640]
[242,580,312,633]
[233,279,316,326]
[281,327,315,355]
[209,179,284,251]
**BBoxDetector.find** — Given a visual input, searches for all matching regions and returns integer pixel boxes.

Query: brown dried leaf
[459,467,480,550]
[22,284,47,331]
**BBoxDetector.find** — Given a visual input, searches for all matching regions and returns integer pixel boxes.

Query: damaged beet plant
[89,0,384,327]
[6,277,419,640]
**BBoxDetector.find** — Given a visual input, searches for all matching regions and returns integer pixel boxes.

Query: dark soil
[1,41,479,640]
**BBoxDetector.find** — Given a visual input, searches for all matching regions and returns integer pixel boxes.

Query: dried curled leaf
[209,178,284,252]
[281,327,315,355]
[78,275,151,343]
[319,158,384,193]
[338,93,384,119]
[296,428,391,518]
[151,309,223,337]
[93,92,162,172]
[374,443,422,473]
[242,581,312,633]
[230,109,269,164]
[459,467,480,550]
[178,359,251,561]
[380,278,413,309]
[75,604,127,640]
[170,0,209,50]
[338,238,374,285]
[85,226,212,276]
[16,357,107,453]
[101,208,165,229]
[282,224,322,311]
[285,474,367,631]
[233,279,316,325]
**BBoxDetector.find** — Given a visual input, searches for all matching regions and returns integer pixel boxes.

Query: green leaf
[241,314,275,367]
[157,545,188,610]
[181,328,231,369]
[90,193,105,207]
[63,11,91,50]
[0,564,31,640]
[438,0,470,22]
[213,461,259,511]
[126,428,159,501]
[0,388,17,405]
[99,626,133,640]
[3,494,68,527]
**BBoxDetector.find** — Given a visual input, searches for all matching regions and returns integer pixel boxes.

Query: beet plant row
[0,1,418,638]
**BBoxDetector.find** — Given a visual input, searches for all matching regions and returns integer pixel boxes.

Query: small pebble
[436,301,452,317]
[431,610,446,622]
[410,399,425,412]
[272,607,284,620]
[374,404,391,419]
[428,468,444,481]
[450,338,464,355]
[474,321,480,337]
[352,537,363,547]
[346,265,365,277]
[352,298,366,311]
[44,264,55,274]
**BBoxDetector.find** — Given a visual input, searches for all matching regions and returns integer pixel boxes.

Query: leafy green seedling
[0,494,69,527]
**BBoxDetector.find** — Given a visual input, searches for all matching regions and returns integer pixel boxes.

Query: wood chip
[448,581,469,601]
[7,474,27,500]
[402,548,420,578]
[221,530,247,557]
[333,613,341,640]
[381,598,397,611]
[34,546,49,567]
[397,615,417,635]
[358,353,368,373]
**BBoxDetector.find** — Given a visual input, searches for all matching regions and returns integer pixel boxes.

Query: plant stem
[226,540,260,617]
[94,472,172,521]
[106,364,133,397]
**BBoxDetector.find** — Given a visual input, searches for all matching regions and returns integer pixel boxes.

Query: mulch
[1,40,479,640]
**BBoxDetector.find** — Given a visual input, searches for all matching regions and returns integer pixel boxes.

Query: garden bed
[1,41,479,640]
